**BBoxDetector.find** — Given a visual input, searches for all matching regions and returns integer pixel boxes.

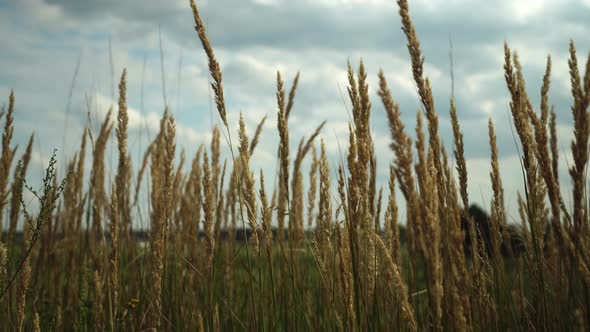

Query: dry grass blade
[307,146,319,228]
[91,108,113,236]
[375,235,417,332]
[8,134,33,244]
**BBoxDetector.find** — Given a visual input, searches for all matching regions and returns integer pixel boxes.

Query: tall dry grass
[0,0,589,331]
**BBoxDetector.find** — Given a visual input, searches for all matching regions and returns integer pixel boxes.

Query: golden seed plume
[276,71,290,241]
[202,151,216,269]
[286,72,300,119]
[190,0,228,127]
[238,113,259,250]
[0,91,16,232]
[249,115,267,156]
[116,69,132,242]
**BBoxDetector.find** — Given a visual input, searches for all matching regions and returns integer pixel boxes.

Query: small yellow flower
[127,298,139,309]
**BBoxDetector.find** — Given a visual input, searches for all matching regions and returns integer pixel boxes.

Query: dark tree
[461,204,527,258]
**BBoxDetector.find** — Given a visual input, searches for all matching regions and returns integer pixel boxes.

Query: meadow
[1,0,590,330]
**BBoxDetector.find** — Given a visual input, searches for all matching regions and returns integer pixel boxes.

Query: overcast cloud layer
[1,0,589,224]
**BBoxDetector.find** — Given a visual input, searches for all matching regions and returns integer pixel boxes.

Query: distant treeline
[8,203,528,257]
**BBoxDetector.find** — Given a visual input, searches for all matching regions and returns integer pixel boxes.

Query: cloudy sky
[1,0,589,224]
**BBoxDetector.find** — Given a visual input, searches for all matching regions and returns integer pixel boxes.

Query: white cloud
[479,99,496,115]
[464,71,501,96]
[94,93,209,145]
[253,0,281,5]
[17,0,75,27]
[510,0,546,23]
